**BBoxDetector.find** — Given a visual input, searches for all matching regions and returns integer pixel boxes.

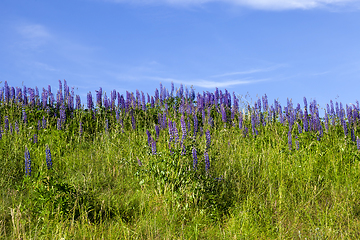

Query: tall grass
[1,80,360,239]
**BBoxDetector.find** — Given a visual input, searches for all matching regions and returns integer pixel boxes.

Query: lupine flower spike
[46,145,53,170]
[205,129,211,149]
[204,151,210,173]
[137,157,143,166]
[25,147,31,176]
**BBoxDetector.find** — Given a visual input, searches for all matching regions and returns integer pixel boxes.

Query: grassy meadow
[1,80,360,239]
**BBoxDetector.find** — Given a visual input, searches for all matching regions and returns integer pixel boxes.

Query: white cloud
[17,24,50,39]
[146,76,270,88]
[31,62,59,72]
[211,65,284,78]
[16,24,51,49]
[104,0,358,10]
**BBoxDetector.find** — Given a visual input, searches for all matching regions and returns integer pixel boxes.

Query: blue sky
[1,0,360,111]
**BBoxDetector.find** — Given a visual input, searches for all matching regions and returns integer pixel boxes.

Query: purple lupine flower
[168,120,174,143]
[351,128,355,142]
[179,84,184,98]
[263,94,268,112]
[221,104,227,123]
[146,129,152,146]
[204,151,210,172]
[15,121,19,134]
[158,113,162,126]
[257,98,261,112]
[58,79,63,96]
[198,107,204,122]
[193,114,198,137]
[116,110,120,123]
[251,114,256,134]
[22,108,27,124]
[41,88,47,108]
[146,93,150,105]
[25,147,31,176]
[243,127,248,137]
[155,88,159,104]
[119,117,123,129]
[342,120,348,137]
[37,120,41,131]
[79,121,83,136]
[319,123,323,138]
[63,80,68,101]
[60,104,66,124]
[303,110,308,132]
[173,122,179,143]
[151,96,154,108]
[324,112,329,132]
[190,88,196,102]
[239,112,243,129]
[162,112,167,129]
[5,81,11,103]
[142,92,146,111]
[181,114,187,141]
[205,129,211,149]
[105,119,109,132]
[8,82,14,104]
[9,123,13,134]
[303,96,308,111]
[288,130,292,151]
[187,120,191,135]
[298,122,302,134]
[75,95,81,110]
[103,92,109,109]
[4,116,9,131]
[171,82,174,97]
[330,100,335,117]
[192,147,198,169]
[181,144,186,155]
[57,118,61,130]
[131,113,136,130]
[155,125,160,139]
[231,106,235,122]
[137,157,143,166]
[179,101,184,114]
[33,134,37,144]
[22,86,28,105]
[208,107,213,127]
[151,137,157,155]
[357,136,360,150]
[295,140,299,150]
[111,90,117,109]
[45,145,52,169]
[42,116,46,129]
[340,102,345,119]
[16,87,23,103]
[96,88,102,108]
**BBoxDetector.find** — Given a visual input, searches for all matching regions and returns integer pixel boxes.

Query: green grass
[1,96,360,239]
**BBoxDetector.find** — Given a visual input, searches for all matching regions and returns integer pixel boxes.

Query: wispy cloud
[211,65,284,78]
[146,76,271,88]
[103,0,359,10]
[16,23,51,49]
[31,62,59,72]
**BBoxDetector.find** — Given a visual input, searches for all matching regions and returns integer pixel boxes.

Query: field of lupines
[1,80,360,239]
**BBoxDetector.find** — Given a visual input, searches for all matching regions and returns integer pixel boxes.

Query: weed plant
[1,80,360,239]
